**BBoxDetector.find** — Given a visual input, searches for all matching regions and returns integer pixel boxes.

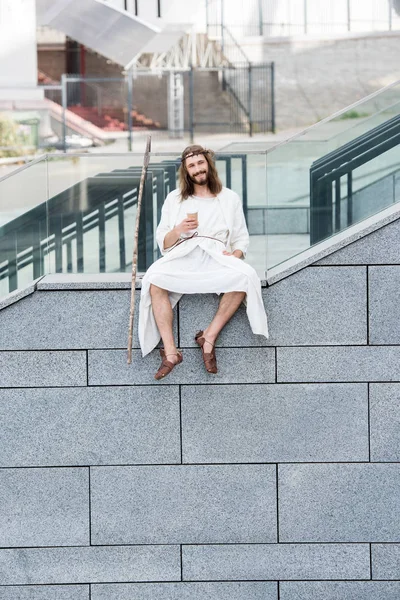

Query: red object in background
[68,106,161,131]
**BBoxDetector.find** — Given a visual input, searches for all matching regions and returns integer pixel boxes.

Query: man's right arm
[155,194,198,254]
[163,227,180,250]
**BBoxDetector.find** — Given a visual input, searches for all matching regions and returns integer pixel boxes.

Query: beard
[190,170,208,186]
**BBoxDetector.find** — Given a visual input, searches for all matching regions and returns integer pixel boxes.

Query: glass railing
[264,79,400,269]
[0,151,268,300]
[1,79,400,301]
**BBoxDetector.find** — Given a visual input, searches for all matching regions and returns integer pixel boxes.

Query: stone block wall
[1,217,400,598]
[242,31,400,130]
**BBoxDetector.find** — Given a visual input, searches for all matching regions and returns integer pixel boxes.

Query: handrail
[310,113,400,244]
[221,25,251,66]
[0,154,47,184]
[224,78,250,118]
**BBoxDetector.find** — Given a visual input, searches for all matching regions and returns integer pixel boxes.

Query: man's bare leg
[150,284,180,364]
[202,291,246,350]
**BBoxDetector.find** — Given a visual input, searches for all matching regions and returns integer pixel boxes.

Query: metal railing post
[127,68,133,152]
[61,74,67,153]
[240,155,248,215]
[248,64,253,137]
[271,62,276,134]
[389,0,393,31]
[347,171,353,226]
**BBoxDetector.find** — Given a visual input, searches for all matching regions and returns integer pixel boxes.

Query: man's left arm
[224,194,249,259]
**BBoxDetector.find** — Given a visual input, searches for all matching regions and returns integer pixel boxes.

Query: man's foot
[195,330,217,374]
[155,349,183,380]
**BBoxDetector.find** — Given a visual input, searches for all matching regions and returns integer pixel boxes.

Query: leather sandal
[155,349,183,380]
[195,330,218,374]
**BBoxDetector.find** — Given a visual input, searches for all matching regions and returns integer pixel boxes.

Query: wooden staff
[127,135,151,364]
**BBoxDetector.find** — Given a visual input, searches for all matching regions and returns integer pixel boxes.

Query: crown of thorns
[181,149,212,162]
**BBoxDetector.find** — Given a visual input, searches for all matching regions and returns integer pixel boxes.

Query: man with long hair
[138,144,269,379]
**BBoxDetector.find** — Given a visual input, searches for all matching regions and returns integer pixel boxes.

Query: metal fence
[41,68,275,151]
[206,0,400,38]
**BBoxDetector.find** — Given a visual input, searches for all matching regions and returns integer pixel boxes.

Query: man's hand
[223,249,243,259]
[164,217,199,250]
[175,217,199,236]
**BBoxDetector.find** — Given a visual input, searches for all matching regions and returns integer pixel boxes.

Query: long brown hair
[178,145,223,200]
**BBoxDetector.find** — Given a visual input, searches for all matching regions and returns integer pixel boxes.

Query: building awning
[36,0,162,68]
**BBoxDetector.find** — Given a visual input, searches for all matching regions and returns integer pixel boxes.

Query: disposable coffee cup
[186,211,198,235]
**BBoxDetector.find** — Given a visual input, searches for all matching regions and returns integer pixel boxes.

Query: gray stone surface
[266,207,309,235]
[0,468,89,547]
[0,587,88,600]
[91,465,277,544]
[181,383,368,463]
[372,544,400,579]
[0,546,180,584]
[267,203,400,285]
[369,267,400,344]
[279,464,400,542]
[91,582,277,600]
[88,348,276,385]
[183,544,369,580]
[247,207,309,235]
[248,208,264,234]
[317,217,400,265]
[277,346,400,382]
[264,267,367,346]
[0,351,87,387]
[179,267,366,347]
[37,273,139,289]
[280,582,400,599]
[0,278,40,311]
[370,384,400,461]
[0,290,163,349]
[0,387,180,467]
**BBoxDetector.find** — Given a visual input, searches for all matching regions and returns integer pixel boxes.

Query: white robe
[138,187,269,356]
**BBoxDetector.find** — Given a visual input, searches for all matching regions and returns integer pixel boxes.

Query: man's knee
[222,291,246,301]
[150,283,167,298]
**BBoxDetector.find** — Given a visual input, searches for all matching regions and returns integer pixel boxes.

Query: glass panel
[3,72,400,304]
[0,158,49,299]
[244,153,268,278]
[46,154,145,276]
[266,80,400,271]
[1,150,266,299]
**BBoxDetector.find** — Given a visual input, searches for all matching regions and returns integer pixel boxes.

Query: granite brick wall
[242,32,400,130]
[1,218,400,598]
